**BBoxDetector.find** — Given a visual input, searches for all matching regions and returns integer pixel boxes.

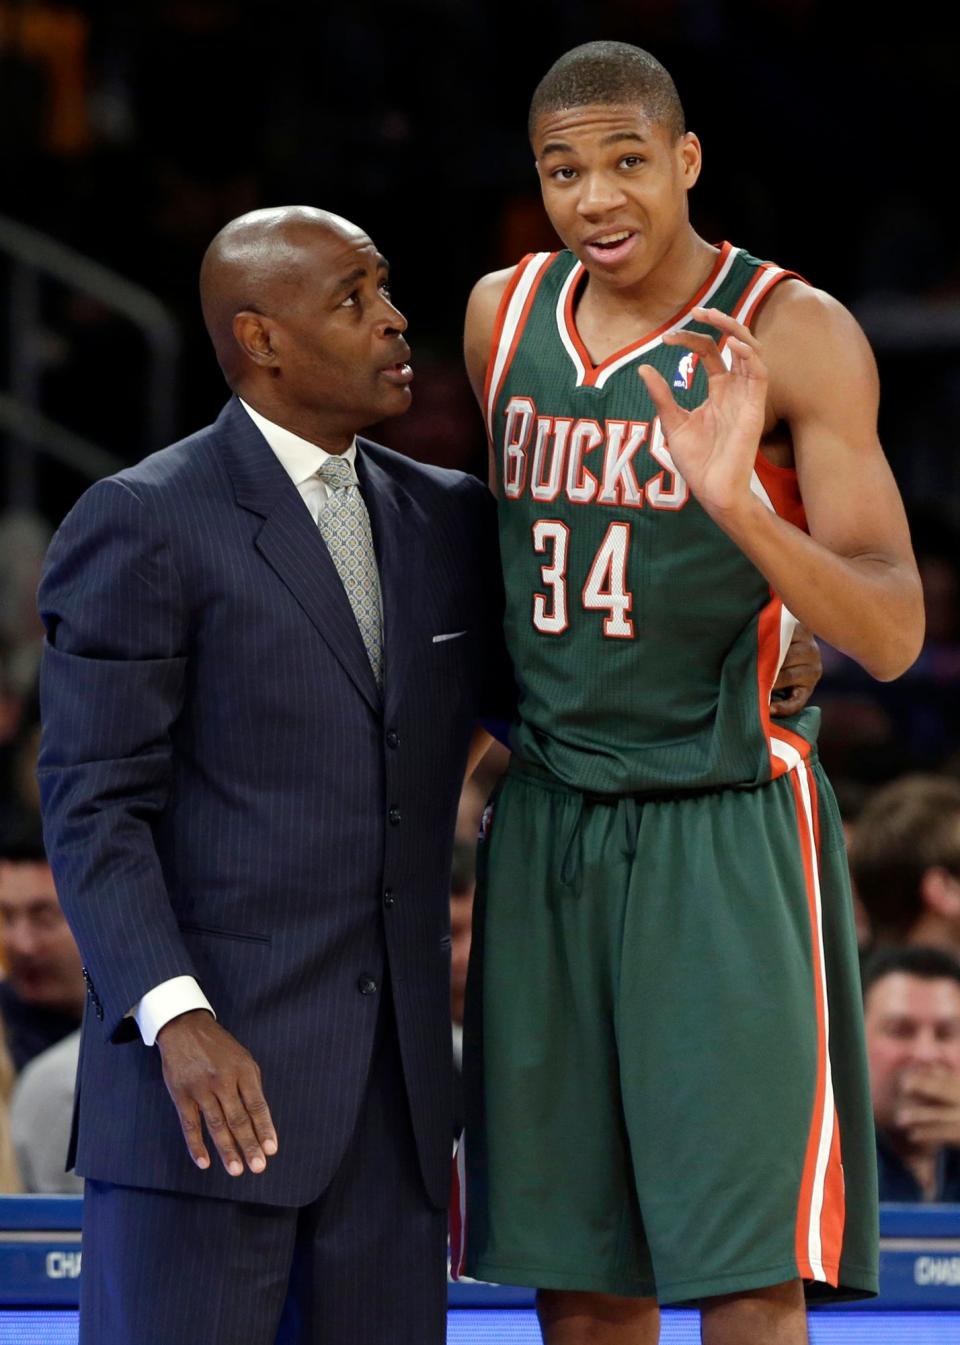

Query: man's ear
[233,311,278,367]
[920,866,960,921]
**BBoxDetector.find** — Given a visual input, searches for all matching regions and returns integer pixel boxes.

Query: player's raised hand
[638,307,768,521]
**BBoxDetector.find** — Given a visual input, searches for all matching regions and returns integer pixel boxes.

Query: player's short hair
[528,41,686,144]
[848,774,960,943]
[861,945,960,1001]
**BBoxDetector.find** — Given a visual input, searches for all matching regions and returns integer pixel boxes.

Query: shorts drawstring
[559,792,585,890]
[621,796,639,866]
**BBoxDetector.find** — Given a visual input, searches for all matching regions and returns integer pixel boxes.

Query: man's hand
[156,1009,278,1176]
[770,623,822,717]
[895,1065,960,1148]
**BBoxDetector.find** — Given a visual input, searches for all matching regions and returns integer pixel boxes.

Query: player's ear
[678,132,702,188]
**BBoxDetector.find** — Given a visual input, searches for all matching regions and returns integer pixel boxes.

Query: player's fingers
[637,365,688,437]
[199,1095,245,1177]
[726,335,768,383]
[238,1072,279,1156]
[691,306,762,353]
[174,1097,211,1171]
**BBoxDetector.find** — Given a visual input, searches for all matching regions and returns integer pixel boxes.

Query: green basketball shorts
[454,758,878,1304]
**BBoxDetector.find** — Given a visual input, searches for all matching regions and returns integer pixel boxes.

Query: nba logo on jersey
[673,352,700,390]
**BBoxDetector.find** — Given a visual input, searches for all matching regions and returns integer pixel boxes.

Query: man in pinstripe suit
[37,206,507,1344]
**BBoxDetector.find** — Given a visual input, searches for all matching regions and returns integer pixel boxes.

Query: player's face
[533,102,701,289]
[267,225,413,428]
[864,973,960,1132]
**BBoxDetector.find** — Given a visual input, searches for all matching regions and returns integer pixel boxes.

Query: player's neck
[579,228,717,328]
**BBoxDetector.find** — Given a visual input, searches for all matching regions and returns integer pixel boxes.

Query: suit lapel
[217,399,381,714]
[356,442,422,719]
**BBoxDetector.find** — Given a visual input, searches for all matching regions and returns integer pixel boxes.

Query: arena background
[2,0,958,799]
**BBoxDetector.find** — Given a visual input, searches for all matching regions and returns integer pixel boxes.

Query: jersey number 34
[533,519,634,639]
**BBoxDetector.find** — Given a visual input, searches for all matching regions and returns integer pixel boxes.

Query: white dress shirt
[131,400,361,1045]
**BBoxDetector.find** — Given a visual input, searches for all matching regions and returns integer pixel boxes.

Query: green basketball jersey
[488,242,817,794]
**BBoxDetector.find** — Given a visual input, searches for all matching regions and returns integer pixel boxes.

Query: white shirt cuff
[130,976,215,1046]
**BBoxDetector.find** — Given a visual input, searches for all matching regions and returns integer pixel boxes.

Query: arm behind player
[638,285,924,681]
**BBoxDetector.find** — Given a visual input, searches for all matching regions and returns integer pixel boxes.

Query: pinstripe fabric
[38,396,507,1218]
[79,997,446,1345]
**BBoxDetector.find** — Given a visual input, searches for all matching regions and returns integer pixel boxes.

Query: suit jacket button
[386,729,399,749]
[383,889,396,909]
[95,1005,104,1021]
[388,806,401,826]
[358,975,378,996]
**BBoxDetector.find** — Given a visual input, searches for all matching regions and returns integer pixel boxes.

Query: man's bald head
[195,205,411,450]
[199,206,367,388]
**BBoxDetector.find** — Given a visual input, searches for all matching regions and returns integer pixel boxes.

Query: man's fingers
[770,689,804,717]
[175,1098,211,1171]
[775,665,815,692]
[220,1094,269,1174]
[158,1019,276,1174]
[199,1095,245,1177]
[239,1077,279,1156]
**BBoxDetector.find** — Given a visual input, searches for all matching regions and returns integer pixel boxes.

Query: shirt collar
[239,398,358,487]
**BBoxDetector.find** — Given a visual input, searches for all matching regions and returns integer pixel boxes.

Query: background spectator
[0,830,84,1073]
[863,946,960,1202]
[848,775,960,954]
[10,1025,80,1191]
[0,1027,22,1192]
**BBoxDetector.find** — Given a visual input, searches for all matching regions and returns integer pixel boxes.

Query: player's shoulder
[755,275,865,347]
[466,264,522,326]
[466,251,566,321]
[756,277,878,415]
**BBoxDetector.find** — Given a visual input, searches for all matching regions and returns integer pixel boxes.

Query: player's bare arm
[464,268,515,493]
[639,283,924,680]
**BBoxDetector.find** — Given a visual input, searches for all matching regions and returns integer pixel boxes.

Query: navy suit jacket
[37,397,507,1209]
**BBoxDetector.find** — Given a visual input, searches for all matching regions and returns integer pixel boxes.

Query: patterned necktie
[315,455,383,690]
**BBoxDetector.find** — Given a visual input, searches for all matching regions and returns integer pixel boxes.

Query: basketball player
[457,41,924,1345]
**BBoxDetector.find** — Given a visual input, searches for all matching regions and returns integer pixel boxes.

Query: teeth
[594,231,632,245]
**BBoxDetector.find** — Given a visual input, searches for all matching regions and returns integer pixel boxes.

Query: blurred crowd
[2,0,960,1205]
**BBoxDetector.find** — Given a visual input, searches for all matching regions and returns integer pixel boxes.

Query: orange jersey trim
[790,761,845,1285]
